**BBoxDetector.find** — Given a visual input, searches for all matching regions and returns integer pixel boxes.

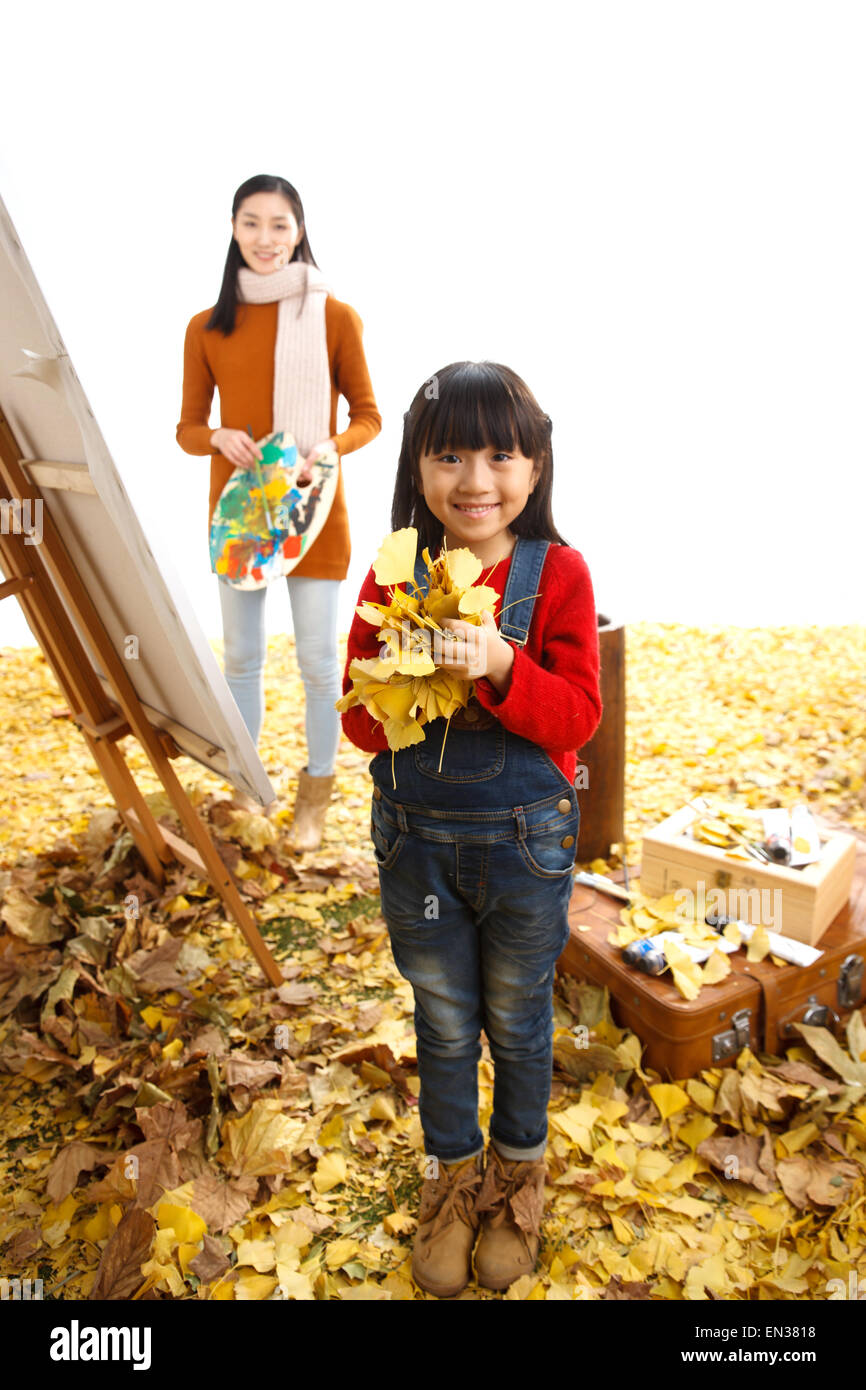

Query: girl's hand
[211,428,263,469]
[296,439,336,487]
[437,610,515,692]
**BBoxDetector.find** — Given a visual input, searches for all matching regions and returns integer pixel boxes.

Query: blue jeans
[217,574,341,774]
[369,720,579,1165]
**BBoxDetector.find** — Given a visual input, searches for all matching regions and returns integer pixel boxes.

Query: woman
[177,174,381,851]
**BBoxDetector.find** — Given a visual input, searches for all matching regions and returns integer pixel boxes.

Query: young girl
[177,174,381,848]
[340,361,602,1297]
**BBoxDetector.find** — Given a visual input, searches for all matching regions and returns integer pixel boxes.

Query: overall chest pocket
[413,723,506,783]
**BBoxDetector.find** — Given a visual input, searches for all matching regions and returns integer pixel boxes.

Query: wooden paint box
[639,802,856,946]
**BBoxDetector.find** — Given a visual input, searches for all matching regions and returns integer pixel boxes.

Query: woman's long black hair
[206,174,318,335]
[392,361,571,556]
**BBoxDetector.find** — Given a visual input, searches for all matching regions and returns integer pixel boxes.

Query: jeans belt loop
[513,806,527,839]
[396,803,408,833]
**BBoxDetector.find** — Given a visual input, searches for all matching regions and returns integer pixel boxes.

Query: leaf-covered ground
[0,624,865,1301]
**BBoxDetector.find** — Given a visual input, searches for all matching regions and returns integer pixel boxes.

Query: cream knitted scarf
[236,260,332,457]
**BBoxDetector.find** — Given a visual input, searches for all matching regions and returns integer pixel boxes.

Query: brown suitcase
[558,827,866,1080]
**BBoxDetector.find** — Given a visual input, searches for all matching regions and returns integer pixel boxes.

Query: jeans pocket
[517,807,580,879]
[370,800,408,871]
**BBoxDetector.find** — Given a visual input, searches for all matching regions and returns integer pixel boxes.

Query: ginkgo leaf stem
[438,712,453,773]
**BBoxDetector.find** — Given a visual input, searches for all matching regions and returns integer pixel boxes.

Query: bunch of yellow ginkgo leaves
[336,526,501,774]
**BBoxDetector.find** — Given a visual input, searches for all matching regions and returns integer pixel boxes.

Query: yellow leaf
[747,926,771,962]
[443,547,483,590]
[140,1257,185,1297]
[649,1084,690,1122]
[633,1150,673,1184]
[611,1214,634,1244]
[82,1206,112,1242]
[663,938,703,1000]
[458,584,499,616]
[156,1203,207,1244]
[383,1210,417,1236]
[325,1238,361,1269]
[373,527,419,585]
[318,1115,344,1147]
[227,812,277,852]
[236,1238,276,1272]
[218,1099,306,1177]
[702,949,732,985]
[314,1151,348,1194]
[369,1094,397,1123]
[235,1272,279,1300]
[276,1269,316,1300]
[177,1242,200,1275]
[383,715,427,750]
[779,1122,820,1155]
[677,1114,718,1151]
[686,1079,717,1112]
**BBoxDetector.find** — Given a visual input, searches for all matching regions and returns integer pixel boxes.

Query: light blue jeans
[217,574,342,775]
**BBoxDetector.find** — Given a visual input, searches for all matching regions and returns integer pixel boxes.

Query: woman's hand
[296,438,336,486]
[436,610,515,694]
[210,428,263,469]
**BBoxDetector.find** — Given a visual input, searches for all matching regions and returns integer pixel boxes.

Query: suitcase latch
[838,954,864,1010]
[712,1007,752,1062]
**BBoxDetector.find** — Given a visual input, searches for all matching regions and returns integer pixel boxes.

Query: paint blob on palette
[209,430,338,589]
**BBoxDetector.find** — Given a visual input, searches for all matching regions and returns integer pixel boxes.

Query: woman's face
[233,192,302,273]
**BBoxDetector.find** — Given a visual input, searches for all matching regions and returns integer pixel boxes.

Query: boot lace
[475,1155,545,1239]
[418,1160,483,1237]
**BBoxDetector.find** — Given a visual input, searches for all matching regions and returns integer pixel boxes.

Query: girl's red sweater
[340,541,603,785]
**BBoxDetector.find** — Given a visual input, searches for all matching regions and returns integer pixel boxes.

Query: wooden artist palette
[209,430,338,590]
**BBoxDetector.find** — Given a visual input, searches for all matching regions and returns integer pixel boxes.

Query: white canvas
[0,192,275,806]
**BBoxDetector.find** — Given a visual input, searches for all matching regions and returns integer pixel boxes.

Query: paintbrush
[246,425,276,533]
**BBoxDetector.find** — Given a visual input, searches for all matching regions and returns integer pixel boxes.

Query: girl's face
[233,192,302,273]
[418,444,541,566]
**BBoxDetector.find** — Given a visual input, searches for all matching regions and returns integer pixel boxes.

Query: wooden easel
[0,407,283,987]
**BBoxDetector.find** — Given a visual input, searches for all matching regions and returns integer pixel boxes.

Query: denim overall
[369,537,581,1164]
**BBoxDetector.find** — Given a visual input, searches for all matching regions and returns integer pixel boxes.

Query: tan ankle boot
[286,767,335,853]
[411,1154,484,1298]
[473,1146,547,1291]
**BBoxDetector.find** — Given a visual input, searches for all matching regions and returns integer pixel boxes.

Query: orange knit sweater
[176,296,381,580]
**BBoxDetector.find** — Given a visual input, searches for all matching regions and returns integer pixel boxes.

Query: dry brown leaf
[45,1140,111,1204]
[89,1206,156,1300]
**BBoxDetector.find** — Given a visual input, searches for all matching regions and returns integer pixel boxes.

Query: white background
[1,0,863,650]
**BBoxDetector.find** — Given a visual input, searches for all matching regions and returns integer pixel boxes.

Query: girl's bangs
[417,375,534,459]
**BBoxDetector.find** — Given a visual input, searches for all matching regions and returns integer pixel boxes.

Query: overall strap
[413,548,430,597]
[412,538,550,647]
[497,537,550,647]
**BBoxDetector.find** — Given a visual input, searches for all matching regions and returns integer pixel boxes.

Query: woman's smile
[232,190,303,274]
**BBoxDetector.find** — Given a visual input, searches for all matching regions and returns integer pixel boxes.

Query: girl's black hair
[392,361,570,556]
[206,174,318,335]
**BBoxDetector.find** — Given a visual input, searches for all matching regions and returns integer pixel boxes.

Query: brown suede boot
[286,767,335,853]
[411,1154,484,1298]
[473,1145,548,1291]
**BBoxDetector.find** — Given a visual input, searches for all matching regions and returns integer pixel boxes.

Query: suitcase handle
[779,993,841,1039]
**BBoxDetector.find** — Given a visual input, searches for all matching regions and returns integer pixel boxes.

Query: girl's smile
[418,446,540,567]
